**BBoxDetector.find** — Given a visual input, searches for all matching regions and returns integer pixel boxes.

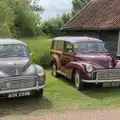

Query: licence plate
[103,82,120,88]
[8,91,31,98]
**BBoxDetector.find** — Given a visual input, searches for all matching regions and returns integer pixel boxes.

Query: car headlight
[86,64,93,73]
[37,69,44,76]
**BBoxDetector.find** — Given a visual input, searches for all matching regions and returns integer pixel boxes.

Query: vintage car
[0,38,45,98]
[50,36,120,90]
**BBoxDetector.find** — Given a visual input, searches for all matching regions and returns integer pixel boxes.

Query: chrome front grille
[96,69,120,80]
[0,76,37,90]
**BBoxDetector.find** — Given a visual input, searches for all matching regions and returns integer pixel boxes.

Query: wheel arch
[69,63,85,81]
[50,54,60,70]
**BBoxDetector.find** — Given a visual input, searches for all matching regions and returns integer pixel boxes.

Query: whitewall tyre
[52,63,58,77]
[74,70,84,90]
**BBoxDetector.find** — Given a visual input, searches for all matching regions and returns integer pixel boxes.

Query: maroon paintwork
[51,36,120,81]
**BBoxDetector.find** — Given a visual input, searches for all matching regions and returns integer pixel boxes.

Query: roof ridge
[61,0,93,30]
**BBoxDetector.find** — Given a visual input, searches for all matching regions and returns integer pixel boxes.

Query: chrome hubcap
[75,72,80,88]
[52,64,56,76]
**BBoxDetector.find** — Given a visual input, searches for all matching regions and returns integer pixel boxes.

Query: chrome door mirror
[29,53,33,57]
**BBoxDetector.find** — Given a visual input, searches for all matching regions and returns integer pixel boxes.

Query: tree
[30,0,44,13]
[40,15,64,36]
[40,13,72,36]
[0,0,14,37]
[72,0,89,14]
[8,0,43,37]
[61,13,71,24]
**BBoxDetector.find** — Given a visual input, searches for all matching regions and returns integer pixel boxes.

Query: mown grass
[44,70,120,111]
[1,36,120,117]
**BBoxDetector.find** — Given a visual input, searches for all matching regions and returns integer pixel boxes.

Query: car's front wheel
[74,70,84,90]
[52,63,58,77]
[34,89,43,97]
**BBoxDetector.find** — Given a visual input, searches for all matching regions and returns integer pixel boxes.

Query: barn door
[117,31,120,56]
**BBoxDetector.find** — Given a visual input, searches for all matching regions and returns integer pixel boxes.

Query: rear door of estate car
[51,40,64,70]
[60,42,74,73]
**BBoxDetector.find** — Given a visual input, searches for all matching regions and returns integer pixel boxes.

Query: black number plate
[8,91,31,98]
[103,82,120,88]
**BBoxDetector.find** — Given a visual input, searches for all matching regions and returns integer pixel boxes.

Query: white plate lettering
[8,91,31,98]
[103,82,120,88]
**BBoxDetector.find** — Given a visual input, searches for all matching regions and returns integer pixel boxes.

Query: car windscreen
[74,42,108,53]
[0,44,28,57]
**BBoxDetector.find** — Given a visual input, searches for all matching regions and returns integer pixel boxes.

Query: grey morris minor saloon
[0,39,45,98]
[50,36,120,90]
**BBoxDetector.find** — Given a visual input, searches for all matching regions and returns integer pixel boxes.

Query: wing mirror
[29,53,33,57]
[68,49,73,53]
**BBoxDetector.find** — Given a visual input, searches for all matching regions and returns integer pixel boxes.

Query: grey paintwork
[0,38,26,46]
[0,57,36,78]
[0,39,38,78]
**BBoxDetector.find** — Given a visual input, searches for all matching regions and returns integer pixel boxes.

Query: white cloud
[40,0,50,7]
[40,0,72,20]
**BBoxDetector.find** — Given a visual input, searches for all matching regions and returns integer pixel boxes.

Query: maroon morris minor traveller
[50,36,120,90]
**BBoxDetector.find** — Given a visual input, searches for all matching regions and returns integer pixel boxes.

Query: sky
[40,0,72,20]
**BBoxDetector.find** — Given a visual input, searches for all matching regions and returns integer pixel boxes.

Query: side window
[51,41,54,49]
[64,42,73,53]
[52,41,57,50]
[53,40,64,51]
[57,41,64,51]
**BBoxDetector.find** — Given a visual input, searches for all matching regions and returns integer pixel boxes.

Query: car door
[60,42,74,73]
[51,40,64,70]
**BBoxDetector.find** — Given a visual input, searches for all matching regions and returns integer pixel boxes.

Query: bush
[24,36,51,68]
[31,51,50,68]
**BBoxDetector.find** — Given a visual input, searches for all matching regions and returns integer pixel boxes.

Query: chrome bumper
[0,85,46,95]
[82,79,120,84]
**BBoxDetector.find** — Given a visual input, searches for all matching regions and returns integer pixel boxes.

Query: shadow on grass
[57,74,75,88]
[0,96,53,118]
[57,74,120,100]
[81,87,120,100]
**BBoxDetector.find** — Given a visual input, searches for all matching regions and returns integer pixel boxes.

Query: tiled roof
[62,0,120,30]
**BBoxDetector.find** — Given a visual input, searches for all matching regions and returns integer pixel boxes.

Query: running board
[57,70,66,76]
[57,70,70,79]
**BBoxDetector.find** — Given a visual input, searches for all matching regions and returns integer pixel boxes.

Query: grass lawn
[0,36,120,117]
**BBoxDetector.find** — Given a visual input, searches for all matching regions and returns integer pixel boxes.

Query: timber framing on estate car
[50,36,120,90]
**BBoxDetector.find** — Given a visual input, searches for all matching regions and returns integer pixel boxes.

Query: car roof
[53,36,103,44]
[0,38,26,46]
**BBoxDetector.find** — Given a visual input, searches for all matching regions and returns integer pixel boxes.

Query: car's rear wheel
[34,89,43,98]
[74,70,84,90]
[52,63,58,77]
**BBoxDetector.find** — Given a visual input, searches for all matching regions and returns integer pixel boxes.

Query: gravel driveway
[1,108,120,120]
